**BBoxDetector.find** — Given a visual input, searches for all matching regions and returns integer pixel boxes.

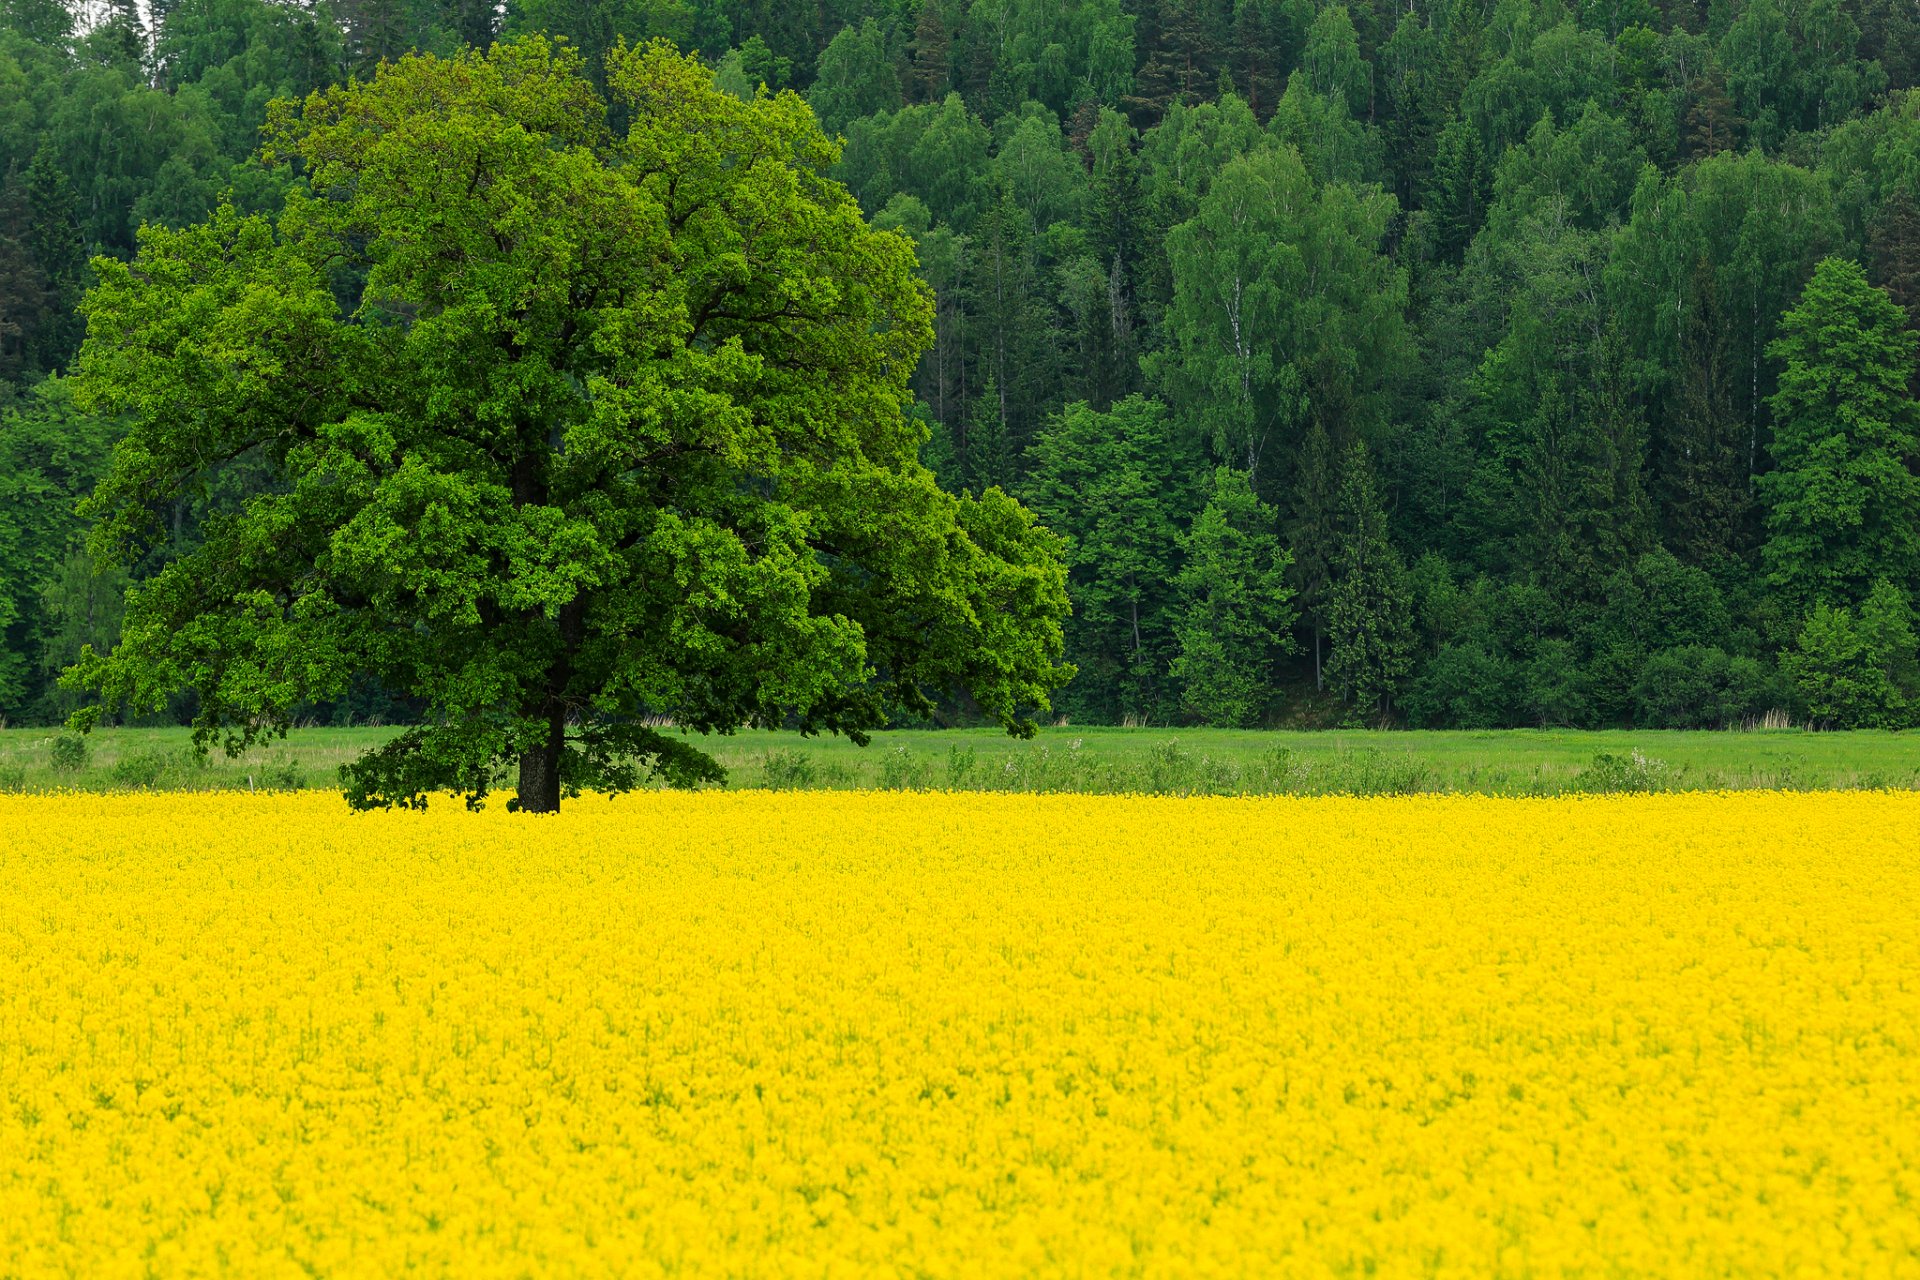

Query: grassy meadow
[2,723,1915,796]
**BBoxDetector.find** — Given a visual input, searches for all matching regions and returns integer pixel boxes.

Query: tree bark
[516,700,565,813]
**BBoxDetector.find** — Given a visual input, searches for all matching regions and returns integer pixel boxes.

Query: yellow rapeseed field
[0,790,1916,1278]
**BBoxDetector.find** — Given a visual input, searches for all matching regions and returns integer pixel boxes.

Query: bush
[944,743,978,789]
[1321,749,1432,796]
[1523,638,1589,727]
[1143,739,1196,794]
[877,747,933,791]
[1573,750,1671,793]
[1633,645,1730,728]
[260,755,305,791]
[111,749,171,788]
[761,748,817,789]
[48,734,89,774]
[1401,641,1521,728]
[1780,604,1902,729]
[1633,646,1784,729]
[1249,745,1305,794]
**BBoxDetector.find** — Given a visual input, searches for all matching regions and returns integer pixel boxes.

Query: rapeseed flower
[0,791,1915,1276]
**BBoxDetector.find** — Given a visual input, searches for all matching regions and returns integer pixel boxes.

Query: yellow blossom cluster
[0,790,1916,1277]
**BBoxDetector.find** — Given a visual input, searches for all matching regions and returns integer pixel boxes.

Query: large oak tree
[66,37,1071,811]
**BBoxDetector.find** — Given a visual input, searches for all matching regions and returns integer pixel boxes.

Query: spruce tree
[1326,441,1414,723]
[1659,256,1752,571]
[1867,191,1920,338]
[22,148,85,374]
[1286,421,1340,689]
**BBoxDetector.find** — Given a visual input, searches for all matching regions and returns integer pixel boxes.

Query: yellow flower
[0,790,1914,1276]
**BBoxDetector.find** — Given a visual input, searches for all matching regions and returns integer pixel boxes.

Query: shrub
[1523,638,1589,727]
[260,755,305,791]
[1250,746,1305,794]
[112,749,171,789]
[1143,739,1196,794]
[761,749,817,789]
[1573,751,1671,793]
[1780,604,1902,729]
[1634,646,1785,729]
[877,747,932,791]
[1401,641,1521,728]
[49,734,89,774]
[1321,749,1432,796]
[944,744,978,789]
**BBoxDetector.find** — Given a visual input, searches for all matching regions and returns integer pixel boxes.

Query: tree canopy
[5,0,1920,737]
[65,38,1071,810]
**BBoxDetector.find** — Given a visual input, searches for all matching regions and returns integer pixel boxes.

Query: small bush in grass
[945,744,977,789]
[1574,750,1672,794]
[1143,739,1195,794]
[111,749,172,788]
[49,734,89,774]
[761,749,816,789]
[261,755,305,791]
[878,747,933,791]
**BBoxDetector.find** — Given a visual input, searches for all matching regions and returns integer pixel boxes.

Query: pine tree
[0,177,45,384]
[1760,256,1920,620]
[1682,68,1743,160]
[966,186,1056,459]
[1381,8,1441,211]
[906,0,952,103]
[1227,0,1298,119]
[1326,441,1414,723]
[962,376,1014,493]
[1128,0,1231,123]
[341,0,409,75]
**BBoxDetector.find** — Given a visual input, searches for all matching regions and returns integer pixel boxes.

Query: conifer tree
[1286,421,1340,689]
[22,147,85,374]
[1326,441,1414,722]
[1868,191,1920,338]
[909,0,951,102]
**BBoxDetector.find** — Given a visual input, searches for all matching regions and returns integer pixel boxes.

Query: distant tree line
[3,0,1920,730]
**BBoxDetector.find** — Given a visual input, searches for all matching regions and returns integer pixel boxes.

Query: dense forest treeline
[3,0,1919,729]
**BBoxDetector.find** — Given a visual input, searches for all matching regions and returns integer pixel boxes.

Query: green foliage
[65,39,1070,811]
[1781,601,1900,728]
[808,20,900,134]
[48,731,87,772]
[1150,144,1405,482]
[1760,257,1920,622]
[1023,396,1193,723]
[1632,645,1780,729]
[1170,468,1297,727]
[1326,443,1413,724]
[0,378,119,720]
[1572,749,1670,793]
[7,0,1920,738]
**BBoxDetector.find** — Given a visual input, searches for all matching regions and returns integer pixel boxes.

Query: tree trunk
[516,701,565,813]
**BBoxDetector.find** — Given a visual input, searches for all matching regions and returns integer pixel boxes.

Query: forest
[3,0,1919,732]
